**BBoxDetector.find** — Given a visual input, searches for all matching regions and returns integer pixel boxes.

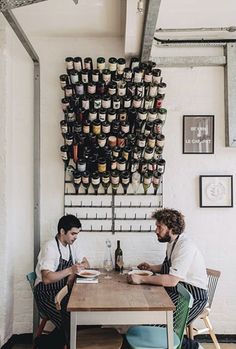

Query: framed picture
[199,175,233,208]
[183,115,214,154]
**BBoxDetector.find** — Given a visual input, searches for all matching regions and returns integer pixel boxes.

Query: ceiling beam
[141,0,161,61]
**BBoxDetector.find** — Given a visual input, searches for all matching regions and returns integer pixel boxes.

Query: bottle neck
[117,240,120,248]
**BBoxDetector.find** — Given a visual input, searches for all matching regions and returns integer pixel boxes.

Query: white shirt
[167,233,207,290]
[35,237,82,285]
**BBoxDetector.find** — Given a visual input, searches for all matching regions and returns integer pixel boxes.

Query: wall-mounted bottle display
[59,56,167,196]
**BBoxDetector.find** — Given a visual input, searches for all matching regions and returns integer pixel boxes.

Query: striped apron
[160,237,208,325]
[34,237,73,329]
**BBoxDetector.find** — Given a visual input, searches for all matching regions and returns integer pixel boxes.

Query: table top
[67,270,175,312]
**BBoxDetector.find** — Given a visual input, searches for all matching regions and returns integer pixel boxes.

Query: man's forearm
[42,267,72,285]
[150,264,162,273]
[140,274,180,287]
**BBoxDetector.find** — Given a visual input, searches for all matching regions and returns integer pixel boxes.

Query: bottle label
[74,61,82,71]
[82,177,89,184]
[122,178,129,185]
[98,138,106,147]
[117,162,126,171]
[108,114,116,123]
[102,177,109,184]
[134,72,142,83]
[102,99,111,109]
[158,86,166,94]
[98,163,106,173]
[158,165,165,174]
[74,177,81,185]
[153,177,160,185]
[144,177,152,185]
[118,87,126,96]
[78,163,86,172]
[149,85,158,97]
[88,85,96,94]
[144,151,153,161]
[109,88,116,96]
[147,113,157,122]
[103,73,111,84]
[65,138,73,146]
[156,139,165,147]
[144,74,153,83]
[108,62,117,71]
[92,74,99,82]
[61,152,68,160]
[121,124,129,133]
[102,124,111,133]
[65,89,73,97]
[70,74,79,84]
[82,74,89,83]
[153,76,162,84]
[82,100,90,110]
[89,113,97,122]
[138,112,147,121]
[137,139,146,148]
[111,161,117,170]
[99,113,106,122]
[94,99,102,109]
[132,99,142,108]
[83,125,90,133]
[124,100,131,108]
[92,178,100,185]
[97,62,106,71]
[93,124,101,135]
[61,125,68,133]
[75,84,84,95]
[148,138,156,148]
[111,176,119,184]
[66,61,73,70]
[113,101,121,109]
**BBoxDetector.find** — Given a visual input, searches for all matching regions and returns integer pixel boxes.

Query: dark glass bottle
[82,171,90,194]
[115,240,123,272]
[91,171,101,195]
[153,171,161,195]
[121,171,130,194]
[101,171,111,194]
[111,170,120,195]
[84,57,93,70]
[73,170,82,194]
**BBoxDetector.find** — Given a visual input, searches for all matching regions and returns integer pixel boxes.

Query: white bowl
[128,269,153,276]
[77,269,101,278]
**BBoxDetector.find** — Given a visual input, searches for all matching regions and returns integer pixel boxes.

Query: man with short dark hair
[34,214,89,345]
[127,208,208,324]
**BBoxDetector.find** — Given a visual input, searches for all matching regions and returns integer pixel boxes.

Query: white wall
[1,12,236,348]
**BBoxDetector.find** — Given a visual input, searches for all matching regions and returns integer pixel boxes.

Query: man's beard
[158,232,171,243]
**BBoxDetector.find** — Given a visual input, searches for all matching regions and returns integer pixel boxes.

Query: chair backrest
[26,271,37,291]
[206,268,221,308]
[174,284,193,349]
[55,285,69,311]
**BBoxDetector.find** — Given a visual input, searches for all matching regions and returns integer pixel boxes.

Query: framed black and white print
[200,175,233,208]
[183,115,214,154]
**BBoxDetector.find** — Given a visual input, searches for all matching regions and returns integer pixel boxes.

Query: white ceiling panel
[11,0,123,37]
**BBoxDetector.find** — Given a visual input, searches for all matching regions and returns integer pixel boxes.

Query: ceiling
[2,0,236,40]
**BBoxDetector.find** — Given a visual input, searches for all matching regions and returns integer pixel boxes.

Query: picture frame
[183,115,214,154]
[199,175,233,208]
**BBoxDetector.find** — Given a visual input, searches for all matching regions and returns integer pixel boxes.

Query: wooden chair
[187,268,221,349]
[55,285,123,349]
[126,284,193,349]
[26,272,50,349]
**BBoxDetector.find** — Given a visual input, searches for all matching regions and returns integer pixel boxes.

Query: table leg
[70,312,77,349]
[166,311,174,349]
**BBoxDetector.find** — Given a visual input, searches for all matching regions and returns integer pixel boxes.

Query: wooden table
[67,271,175,349]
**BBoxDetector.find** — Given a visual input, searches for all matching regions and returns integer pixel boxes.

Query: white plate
[128,269,153,276]
[78,269,101,278]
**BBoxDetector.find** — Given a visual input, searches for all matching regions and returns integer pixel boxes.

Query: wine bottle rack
[64,179,163,233]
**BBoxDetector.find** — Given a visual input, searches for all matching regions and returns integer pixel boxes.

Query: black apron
[34,237,73,328]
[160,236,208,325]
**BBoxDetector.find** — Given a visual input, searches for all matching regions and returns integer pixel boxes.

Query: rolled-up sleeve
[169,242,195,279]
[39,242,59,272]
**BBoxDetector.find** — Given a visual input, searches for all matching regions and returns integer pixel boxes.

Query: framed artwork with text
[183,115,214,154]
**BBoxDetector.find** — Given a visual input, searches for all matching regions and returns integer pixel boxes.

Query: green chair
[126,284,193,349]
[26,272,50,349]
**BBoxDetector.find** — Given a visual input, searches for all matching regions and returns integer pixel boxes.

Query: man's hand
[71,263,83,275]
[127,274,142,285]
[137,262,152,271]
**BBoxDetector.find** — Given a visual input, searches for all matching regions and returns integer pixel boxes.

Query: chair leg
[202,316,221,349]
[35,318,47,337]
[186,323,194,340]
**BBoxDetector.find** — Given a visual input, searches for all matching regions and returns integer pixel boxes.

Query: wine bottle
[121,171,130,194]
[73,170,81,194]
[115,240,123,272]
[142,171,153,195]
[111,170,120,195]
[91,171,101,195]
[82,171,90,194]
[153,171,161,195]
[101,171,111,194]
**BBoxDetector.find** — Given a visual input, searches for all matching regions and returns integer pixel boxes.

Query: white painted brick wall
[1,23,236,348]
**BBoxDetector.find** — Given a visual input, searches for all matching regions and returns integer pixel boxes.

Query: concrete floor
[12,343,236,349]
